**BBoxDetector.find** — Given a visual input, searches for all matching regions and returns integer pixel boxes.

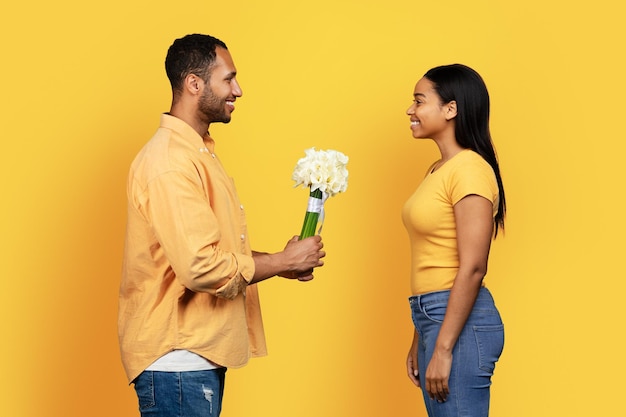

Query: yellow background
[1,0,624,416]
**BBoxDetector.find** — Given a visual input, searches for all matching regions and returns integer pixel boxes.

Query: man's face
[198,47,242,124]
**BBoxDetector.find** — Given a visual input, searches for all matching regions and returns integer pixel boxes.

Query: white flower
[292,147,349,197]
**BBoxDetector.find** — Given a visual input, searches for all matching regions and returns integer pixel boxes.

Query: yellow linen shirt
[402,149,499,295]
[118,114,267,383]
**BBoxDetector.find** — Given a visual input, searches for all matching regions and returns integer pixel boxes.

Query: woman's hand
[407,331,421,388]
[425,348,452,402]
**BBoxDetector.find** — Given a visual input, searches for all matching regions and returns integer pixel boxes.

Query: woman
[403,64,506,417]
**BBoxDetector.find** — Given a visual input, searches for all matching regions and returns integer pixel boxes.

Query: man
[118,34,325,417]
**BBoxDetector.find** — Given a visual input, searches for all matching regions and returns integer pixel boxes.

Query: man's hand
[278,269,314,281]
[251,236,325,284]
[279,236,325,281]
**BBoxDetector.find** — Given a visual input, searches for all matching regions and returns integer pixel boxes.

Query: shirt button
[211,153,216,158]
[240,204,244,210]
[240,234,245,240]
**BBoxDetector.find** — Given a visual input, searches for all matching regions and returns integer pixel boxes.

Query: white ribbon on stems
[306,190,329,234]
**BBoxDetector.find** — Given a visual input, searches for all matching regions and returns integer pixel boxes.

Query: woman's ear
[445,100,457,120]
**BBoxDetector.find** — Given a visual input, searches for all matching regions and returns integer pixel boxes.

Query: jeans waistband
[409,287,493,312]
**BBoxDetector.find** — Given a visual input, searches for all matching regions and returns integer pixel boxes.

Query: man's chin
[210,116,232,124]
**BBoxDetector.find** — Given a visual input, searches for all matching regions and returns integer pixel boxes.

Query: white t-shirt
[145,350,221,371]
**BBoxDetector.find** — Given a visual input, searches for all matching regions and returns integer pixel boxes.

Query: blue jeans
[133,369,226,417]
[409,288,504,417]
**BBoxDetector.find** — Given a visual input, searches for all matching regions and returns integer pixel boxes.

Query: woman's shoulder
[446,150,498,202]
[447,150,496,184]
[453,149,492,170]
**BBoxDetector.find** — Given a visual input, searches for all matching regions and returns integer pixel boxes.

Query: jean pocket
[421,301,448,323]
[133,371,156,410]
[473,324,505,373]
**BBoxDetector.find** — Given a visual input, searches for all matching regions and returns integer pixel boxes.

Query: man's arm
[250,235,325,284]
[145,171,257,294]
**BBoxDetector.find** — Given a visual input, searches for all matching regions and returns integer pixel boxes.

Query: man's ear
[445,100,457,120]
[184,74,203,96]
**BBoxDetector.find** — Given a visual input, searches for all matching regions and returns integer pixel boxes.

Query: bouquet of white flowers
[292,147,349,239]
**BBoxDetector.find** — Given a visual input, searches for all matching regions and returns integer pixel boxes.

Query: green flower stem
[299,188,323,239]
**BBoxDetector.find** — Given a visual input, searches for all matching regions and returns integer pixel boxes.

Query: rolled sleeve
[215,253,255,299]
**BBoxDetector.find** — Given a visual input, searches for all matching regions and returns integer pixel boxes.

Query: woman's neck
[434,136,464,163]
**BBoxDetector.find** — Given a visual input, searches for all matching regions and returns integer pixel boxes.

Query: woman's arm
[424,194,494,402]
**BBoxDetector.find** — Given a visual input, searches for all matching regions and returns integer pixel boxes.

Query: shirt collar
[159,113,216,155]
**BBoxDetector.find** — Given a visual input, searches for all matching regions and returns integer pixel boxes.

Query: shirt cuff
[214,254,255,300]
[215,275,247,300]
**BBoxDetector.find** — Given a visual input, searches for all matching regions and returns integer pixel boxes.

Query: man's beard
[199,88,231,124]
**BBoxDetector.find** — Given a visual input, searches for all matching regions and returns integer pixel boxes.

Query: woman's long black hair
[424,64,506,236]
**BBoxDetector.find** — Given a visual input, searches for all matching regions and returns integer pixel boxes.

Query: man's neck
[169,103,209,138]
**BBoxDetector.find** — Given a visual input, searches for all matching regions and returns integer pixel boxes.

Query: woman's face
[406,77,453,140]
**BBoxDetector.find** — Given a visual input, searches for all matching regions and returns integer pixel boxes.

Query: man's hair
[165,34,228,94]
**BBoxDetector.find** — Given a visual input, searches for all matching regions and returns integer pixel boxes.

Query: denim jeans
[133,369,226,417]
[409,287,504,417]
